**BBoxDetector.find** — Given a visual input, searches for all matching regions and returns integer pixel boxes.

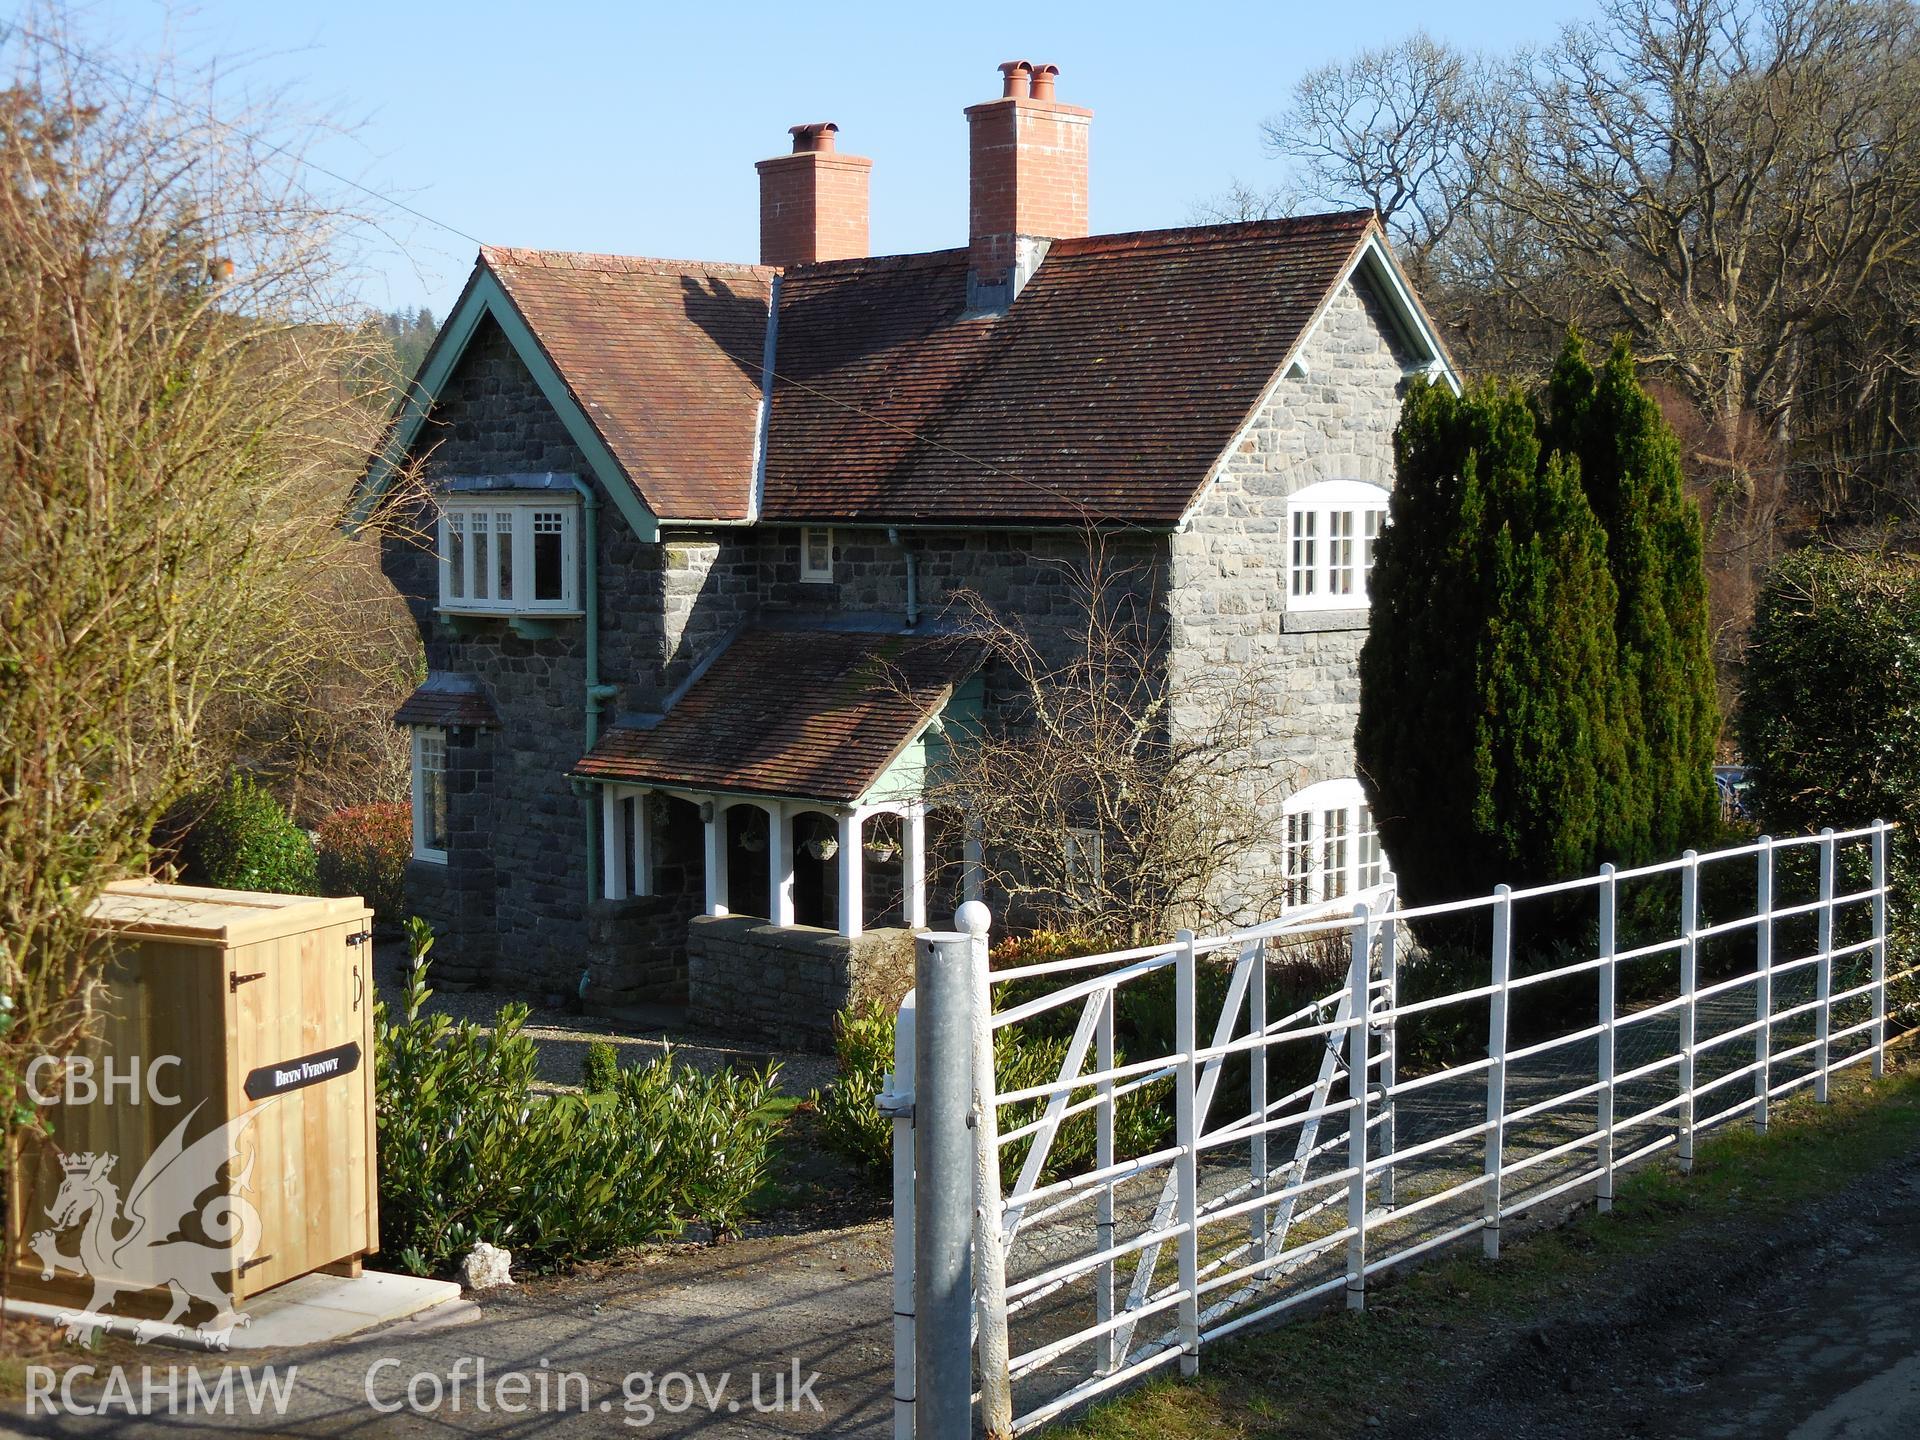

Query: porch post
[903,801,928,930]
[703,800,728,917]
[600,786,627,901]
[839,809,865,939]
[631,789,652,897]
[962,812,985,906]
[768,801,795,927]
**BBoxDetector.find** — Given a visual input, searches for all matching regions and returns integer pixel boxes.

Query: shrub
[1739,549,1920,838]
[1738,549,1920,1028]
[581,1040,621,1095]
[812,999,897,1179]
[183,773,316,894]
[315,801,410,922]
[811,989,1173,1187]
[375,926,784,1274]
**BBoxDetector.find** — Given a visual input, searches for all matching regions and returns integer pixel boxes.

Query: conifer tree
[1357,379,1628,903]
[1538,334,1720,857]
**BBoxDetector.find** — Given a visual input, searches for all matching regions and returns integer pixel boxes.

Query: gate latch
[876,1072,914,1121]
[345,929,372,948]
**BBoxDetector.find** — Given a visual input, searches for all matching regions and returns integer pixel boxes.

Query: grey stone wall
[585,893,699,1014]
[1167,274,1413,914]
[686,915,916,1050]
[380,315,613,995]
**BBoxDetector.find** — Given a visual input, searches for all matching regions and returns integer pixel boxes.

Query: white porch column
[631,789,652,897]
[767,801,795,927]
[703,801,728,917]
[962,812,985,906]
[838,809,864,939]
[601,786,627,901]
[903,801,928,929]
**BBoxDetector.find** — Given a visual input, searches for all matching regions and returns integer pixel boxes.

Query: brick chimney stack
[757,122,871,268]
[965,60,1091,309]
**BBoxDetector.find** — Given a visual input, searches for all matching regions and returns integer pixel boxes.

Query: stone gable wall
[1167,274,1413,913]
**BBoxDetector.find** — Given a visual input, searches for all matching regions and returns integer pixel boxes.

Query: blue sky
[100,0,1585,314]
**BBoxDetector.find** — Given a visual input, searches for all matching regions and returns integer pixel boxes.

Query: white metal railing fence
[886,822,1909,1437]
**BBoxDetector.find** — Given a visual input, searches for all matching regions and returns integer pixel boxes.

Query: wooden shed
[7,881,378,1321]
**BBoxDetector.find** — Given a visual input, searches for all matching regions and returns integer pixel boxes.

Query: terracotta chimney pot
[998,59,1033,98]
[1030,64,1058,101]
[790,122,838,154]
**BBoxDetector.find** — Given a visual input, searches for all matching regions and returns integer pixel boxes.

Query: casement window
[1281,778,1385,905]
[801,526,834,583]
[411,727,449,863]
[436,498,579,614]
[1286,481,1389,612]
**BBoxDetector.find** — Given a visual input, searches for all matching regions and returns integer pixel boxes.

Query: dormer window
[437,497,580,615]
[1286,481,1389,612]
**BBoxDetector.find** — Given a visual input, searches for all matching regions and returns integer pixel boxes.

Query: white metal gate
[889,822,1901,1437]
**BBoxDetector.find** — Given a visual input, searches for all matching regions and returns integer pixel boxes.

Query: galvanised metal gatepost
[914,924,975,1439]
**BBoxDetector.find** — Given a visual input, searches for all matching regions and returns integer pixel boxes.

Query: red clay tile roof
[455,212,1387,526]
[762,212,1380,526]
[394,680,499,729]
[572,629,981,802]
[481,247,771,522]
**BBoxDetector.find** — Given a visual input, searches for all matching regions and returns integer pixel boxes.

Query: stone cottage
[351,60,1458,1047]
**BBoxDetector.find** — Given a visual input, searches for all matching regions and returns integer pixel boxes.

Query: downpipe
[888,526,920,629]
[571,477,619,907]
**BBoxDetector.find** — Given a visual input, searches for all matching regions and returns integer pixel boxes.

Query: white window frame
[801,526,834,583]
[1286,481,1389,613]
[411,726,449,864]
[1281,778,1384,906]
[436,496,581,616]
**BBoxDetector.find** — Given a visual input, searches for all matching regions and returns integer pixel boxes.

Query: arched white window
[1286,481,1389,613]
[1281,778,1385,905]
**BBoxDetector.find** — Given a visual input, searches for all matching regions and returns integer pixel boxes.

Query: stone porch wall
[687,915,916,1051]
[584,892,699,1015]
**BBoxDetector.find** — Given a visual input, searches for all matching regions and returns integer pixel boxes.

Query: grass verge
[1055,1054,1920,1439]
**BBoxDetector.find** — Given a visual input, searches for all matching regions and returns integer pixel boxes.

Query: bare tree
[926,540,1294,945]
[1480,0,1920,474]
[1265,32,1494,270]
[0,12,413,1183]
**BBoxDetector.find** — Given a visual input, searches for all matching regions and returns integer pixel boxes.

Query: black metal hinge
[230,971,265,993]
[238,1253,274,1275]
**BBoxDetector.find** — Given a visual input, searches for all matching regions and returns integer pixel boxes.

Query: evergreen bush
[1358,377,1629,904]
[183,774,317,895]
[375,925,783,1274]
[1359,337,1719,908]
[1739,549,1920,836]
[1538,335,1720,856]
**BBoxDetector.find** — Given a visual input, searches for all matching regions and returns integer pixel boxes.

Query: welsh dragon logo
[29,1101,267,1349]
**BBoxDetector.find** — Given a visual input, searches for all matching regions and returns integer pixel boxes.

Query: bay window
[437,497,579,614]
[1286,481,1389,612]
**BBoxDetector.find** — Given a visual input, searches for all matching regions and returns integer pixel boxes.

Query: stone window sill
[1283,609,1370,634]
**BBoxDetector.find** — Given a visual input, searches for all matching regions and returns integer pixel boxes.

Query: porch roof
[572,627,983,803]
[394,673,498,729]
